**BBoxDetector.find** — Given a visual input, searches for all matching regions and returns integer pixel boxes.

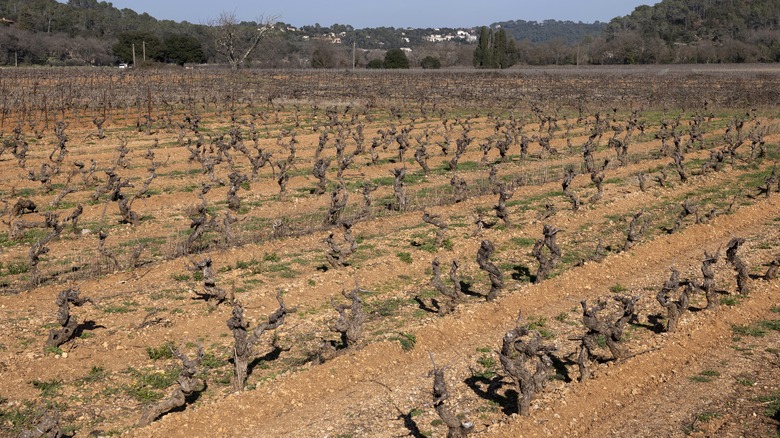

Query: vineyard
[0,65,779,437]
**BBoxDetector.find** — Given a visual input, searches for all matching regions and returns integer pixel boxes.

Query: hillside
[0,0,609,68]
[1,0,779,67]
[597,0,780,63]
[492,19,606,45]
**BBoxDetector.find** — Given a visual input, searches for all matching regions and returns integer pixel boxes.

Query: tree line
[1,0,779,67]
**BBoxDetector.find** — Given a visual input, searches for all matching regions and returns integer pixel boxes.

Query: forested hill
[490,19,606,45]
[1,0,779,67]
[601,0,780,63]
[0,0,201,37]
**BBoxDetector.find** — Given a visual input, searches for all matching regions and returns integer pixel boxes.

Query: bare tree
[181,186,216,255]
[422,211,448,247]
[12,198,36,216]
[360,181,377,218]
[29,213,65,287]
[623,210,648,251]
[450,175,468,203]
[576,295,638,381]
[98,230,120,272]
[493,183,514,226]
[499,311,556,416]
[757,164,778,198]
[137,344,204,427]
[391,167,407,211]
[672,134,688,183]
[532,225,561,284]
[227,171,248,212]
[226,291,295,391]
[429,353,473,437]
[477,240,503,302]
[46,288,93,349]
[698,250,720,309]
[671,198,698,233]
[637,172,648,192]
[187,257,228,307]
[763,258,779,281]
[210,12,278,70]
[726,237,750,294]
[656,268,690,332]
[325,184,348,227]
[425,258,464,315]
[324,221,358,269]
[561,166,581,211]
[313,157,332,195]
[330,285,365,350]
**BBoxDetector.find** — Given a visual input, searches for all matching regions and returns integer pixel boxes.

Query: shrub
[420,56,441,69]
[366,59,384,69]
[384,49,410,69]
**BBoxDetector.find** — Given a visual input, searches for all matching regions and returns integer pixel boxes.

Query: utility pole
[142,40,146,62]
[576,44,580,66]
[352,41,356,70]
[132,43,136,67]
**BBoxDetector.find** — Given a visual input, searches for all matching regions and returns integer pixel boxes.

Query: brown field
[0,66,779,437]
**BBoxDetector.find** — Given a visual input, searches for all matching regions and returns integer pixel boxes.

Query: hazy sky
[97,1,657,28]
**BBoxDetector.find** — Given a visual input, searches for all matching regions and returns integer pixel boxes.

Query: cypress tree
[494,28,508,68]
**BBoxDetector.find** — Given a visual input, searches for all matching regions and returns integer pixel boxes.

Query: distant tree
[473,26,492,67]
[162,34,205,66]
[473,26,516,68]
[209,11,277,69]
[366,58,384,69]
[420,55,441,69]
[311,41,337,68]
[112,31,162,64]
[384,48,410,69]
[493,28,508,68]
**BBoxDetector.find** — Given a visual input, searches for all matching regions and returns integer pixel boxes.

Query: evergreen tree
[420,55,441,69]
[493,28,508,68]
[473,26,491,67]
[384,48,410,69]
[162,34,205,66]
[474,26,516,69]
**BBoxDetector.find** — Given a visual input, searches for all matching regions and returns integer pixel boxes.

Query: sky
[96,0,658,28]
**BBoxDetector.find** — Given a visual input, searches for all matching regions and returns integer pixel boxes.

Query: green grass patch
[146,341,175,360]
[124,367,180,404]
[393,333,417,351]
[689,369,720,383]
[510,237,536,247]
[2,260,30,276]
[695,411,720,422]
[474,353,497,379]
[527,315,554,339]
[757,392,780,418]
[609,283,628,293]
[83,366,107,383]
[102,301,139,314]
[396,252,413,264]
[30,379,62,398]
[0,399,39,435]
[367,297,408,317]
[731,320,780,338]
